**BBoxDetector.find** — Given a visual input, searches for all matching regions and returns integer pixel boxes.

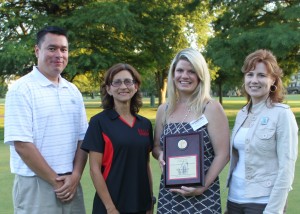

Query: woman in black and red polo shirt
[81,63,154,214]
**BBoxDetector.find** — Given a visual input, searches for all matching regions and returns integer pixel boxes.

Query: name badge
[190,115,208,131]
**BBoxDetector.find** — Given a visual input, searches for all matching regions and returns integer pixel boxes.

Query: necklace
[168,106,191,134]
[181,107,191,123]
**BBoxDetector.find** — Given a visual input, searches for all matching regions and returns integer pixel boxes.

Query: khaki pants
[13,175,85,214]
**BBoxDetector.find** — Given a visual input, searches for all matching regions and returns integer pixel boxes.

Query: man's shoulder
[60,78,78,89]
[60,78,82,94]
[8,72,35,92]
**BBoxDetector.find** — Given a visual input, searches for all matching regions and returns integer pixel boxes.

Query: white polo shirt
[4,66,88,176]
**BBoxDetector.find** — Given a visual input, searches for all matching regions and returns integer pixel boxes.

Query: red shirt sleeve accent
[101,133,114,180]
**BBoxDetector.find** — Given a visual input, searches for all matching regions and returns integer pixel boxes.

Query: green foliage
[127,0,215,103]
[206,0,300,100]
[0,1,87,77]
[1,1,299,104]
[62,1,142,80]
[0,1,215,104]
[140,68,158,97]
[72,72,102,96]
[0,1,210,101]
[0,1,138,80]
[127,0,189,103]
[0,80,7,98]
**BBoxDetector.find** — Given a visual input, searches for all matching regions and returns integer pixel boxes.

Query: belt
[57,172,72,176]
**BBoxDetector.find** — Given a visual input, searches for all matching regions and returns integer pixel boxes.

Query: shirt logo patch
[138,129,149,136]
[260,117,269,125]
[71,99,76,104]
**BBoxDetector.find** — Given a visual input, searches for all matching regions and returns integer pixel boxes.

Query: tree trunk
[160,78,167,104]
[218,82,223,105]
[156,70,168,106]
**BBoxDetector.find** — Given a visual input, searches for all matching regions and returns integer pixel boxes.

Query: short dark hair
[101,63,143,114]
[36,26,68,47]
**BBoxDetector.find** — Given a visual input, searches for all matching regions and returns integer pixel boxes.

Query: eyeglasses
[111,78,136,87]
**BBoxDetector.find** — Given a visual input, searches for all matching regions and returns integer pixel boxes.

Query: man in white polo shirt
[4,26,88,214]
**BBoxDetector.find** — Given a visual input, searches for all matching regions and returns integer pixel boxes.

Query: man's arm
[14,141,63,189]
[73,140,88,177]
[55,140,88,202]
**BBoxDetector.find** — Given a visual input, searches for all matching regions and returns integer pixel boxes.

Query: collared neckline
[106,108,141,121]
[242,98,270,115]
[32,66,68,88]
[251,99,268,113]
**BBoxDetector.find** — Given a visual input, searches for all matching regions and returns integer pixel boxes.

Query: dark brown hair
[101,63,142,114]
[36,26,68,47]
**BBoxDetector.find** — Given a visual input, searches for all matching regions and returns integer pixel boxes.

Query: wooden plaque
[163,132,205,189]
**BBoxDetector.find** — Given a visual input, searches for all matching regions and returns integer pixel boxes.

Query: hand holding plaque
[163,132,205,189]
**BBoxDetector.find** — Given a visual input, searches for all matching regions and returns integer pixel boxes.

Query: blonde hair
[165,48,211,120]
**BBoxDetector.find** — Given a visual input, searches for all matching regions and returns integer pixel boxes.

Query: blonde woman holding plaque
[152,48,230,213]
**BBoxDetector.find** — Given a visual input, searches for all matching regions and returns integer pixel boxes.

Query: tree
[206,0,300,103]
[0,0,92,77]
[0,0,215,103]
[61,1,143,82]
[128,0,215,104]
[0,1,142,81]
[72,72,101,98]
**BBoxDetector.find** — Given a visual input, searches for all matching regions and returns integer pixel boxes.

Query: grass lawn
[0,95,299,213]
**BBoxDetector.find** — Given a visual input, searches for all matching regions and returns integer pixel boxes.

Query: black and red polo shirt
[81,109,153,213]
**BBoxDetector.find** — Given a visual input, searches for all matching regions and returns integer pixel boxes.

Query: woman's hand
[106,206,119,214]
[55,173,80,202]
[146,207,153,214]
[169,186,205,197]
[157,151,165,172]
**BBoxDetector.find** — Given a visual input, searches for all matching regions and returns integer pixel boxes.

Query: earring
[270,85,277,92]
